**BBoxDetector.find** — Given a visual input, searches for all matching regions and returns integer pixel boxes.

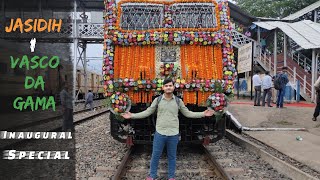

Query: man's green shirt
[131,95,205,136]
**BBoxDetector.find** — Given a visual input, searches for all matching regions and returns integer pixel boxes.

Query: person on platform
[312,76,320,121]
[275,67,289,108]
[84,90,94,110]
[121,78,215,180]
[262,71,273,107]
[253,70,262,106]
[60,82,75,132]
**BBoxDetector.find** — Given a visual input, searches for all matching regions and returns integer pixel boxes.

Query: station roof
[283,1,320,21]
[253,20,320,49]
[228,2,257,26]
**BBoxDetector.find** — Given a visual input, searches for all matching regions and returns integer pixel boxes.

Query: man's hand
[203,110,215,117]
[121,112,132,119]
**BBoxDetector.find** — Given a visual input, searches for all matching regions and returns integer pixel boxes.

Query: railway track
[1,105,109,149]
[5,100,106,132]
[92,144,230,180]
[88,129,309,180]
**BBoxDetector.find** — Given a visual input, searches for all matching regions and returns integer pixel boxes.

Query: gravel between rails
[75,112,128,179]
[208,138,291,180]
[79,115,292,180]
[0,108,108,149]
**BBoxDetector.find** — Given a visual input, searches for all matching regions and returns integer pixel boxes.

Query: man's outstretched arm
[179,99,215,118]
[122,99,157,119]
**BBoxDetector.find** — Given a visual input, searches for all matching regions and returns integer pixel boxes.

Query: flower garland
[160,63,178,78]
[105,92,132,121]
[108,31,229,46]
[180,45,222,80]
[104,0,236,105]
[109,92,131,113]
[105,78,227,94]
[206,93,227,112]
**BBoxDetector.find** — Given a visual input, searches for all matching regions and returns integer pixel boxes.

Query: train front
[103,0,236,145]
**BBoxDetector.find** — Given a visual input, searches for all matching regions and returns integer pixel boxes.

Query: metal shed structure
[253,20,320,101]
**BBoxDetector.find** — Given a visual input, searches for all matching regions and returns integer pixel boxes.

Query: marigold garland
[214,45,223,79]
[104,0,236,108]
[180,45,221,80]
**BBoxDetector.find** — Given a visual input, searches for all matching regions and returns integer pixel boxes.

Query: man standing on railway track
[121,78,215,180]
[84,90,94,111]
[60,82,75,132]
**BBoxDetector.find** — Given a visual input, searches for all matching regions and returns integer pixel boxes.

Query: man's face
[162,82,174,94]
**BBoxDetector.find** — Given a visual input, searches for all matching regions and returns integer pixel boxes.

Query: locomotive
[103,0,236,145]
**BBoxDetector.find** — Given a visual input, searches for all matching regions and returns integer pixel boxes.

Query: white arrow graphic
[30,38,36,52]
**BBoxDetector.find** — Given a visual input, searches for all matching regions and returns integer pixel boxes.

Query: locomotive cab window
[170,3,217,28]
[120,3,164,30]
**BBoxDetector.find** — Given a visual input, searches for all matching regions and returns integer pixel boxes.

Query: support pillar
[38,0,42,17]
[257,22,261,61]
[312,49,316,102]
[273,30,277,75]
[283,34,287,67]
[83,42,88,99]
[73,0,77,104]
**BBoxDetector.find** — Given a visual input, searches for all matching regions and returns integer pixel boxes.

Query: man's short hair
[255,70,260,74]
[163,78,174,85]
[282,66,288,70]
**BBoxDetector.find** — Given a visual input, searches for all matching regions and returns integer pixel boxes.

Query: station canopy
[253,20,320,49]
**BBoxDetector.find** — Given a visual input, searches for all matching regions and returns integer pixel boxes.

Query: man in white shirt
[252,70,262,106]
[261,71,273,107]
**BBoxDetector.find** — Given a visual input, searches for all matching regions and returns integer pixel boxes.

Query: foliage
[234,0,319,18]
[214,81,224,93]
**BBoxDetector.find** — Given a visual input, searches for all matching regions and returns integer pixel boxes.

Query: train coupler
[126,135,134,146]
[202,135,211,146]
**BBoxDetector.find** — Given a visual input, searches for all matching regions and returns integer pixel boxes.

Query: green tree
[234,0,319,19]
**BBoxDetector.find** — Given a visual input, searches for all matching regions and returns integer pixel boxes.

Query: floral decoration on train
[105,92,131,121]
[103,0,236,104]
[160,63,179,78]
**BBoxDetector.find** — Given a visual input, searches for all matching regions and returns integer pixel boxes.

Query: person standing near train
[60,82,75,132]
[121,78,215,180]
[84,90,94,110]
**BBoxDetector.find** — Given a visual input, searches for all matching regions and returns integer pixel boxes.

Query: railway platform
[228,99,320,173]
